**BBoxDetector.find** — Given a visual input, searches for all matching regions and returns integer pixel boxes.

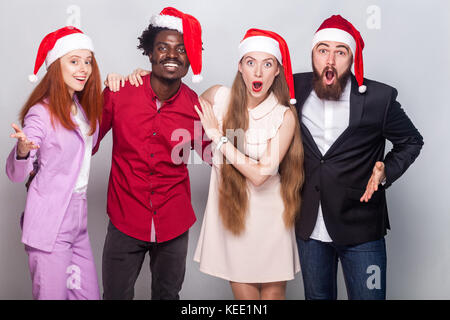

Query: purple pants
[25,192,100,300]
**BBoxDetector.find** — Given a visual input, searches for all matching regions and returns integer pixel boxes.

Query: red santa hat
[312,15,367,93]
[29,26,94,83]
[150,7,203,83]
[238,28,297,104]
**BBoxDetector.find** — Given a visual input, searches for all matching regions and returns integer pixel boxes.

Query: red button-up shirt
[93,74,211,242]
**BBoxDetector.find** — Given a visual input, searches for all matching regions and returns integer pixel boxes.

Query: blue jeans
[296,237,386,300]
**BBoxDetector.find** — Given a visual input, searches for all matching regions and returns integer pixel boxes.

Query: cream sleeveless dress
[193,86,300,283]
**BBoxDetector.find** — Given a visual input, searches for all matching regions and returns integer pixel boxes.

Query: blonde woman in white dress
[193,29,304,300]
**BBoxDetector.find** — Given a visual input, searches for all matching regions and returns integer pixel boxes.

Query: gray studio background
[0,0,448,299]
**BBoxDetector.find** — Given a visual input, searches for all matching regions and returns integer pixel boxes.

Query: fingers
[371,161,384,187]
[202,99,219,124]
[128,68,147,87]
[10,133,25,141]
[128,73,141,87]
[104,74,112,89]
[360,176,379,202]
[138,68,150,76]
[10,123,27,142]
[105,73,125,92]
[136,68,145,86]
[11,123,22,134]
[198,97,213,116]
[194,105,203,120]
[128,73,137,87]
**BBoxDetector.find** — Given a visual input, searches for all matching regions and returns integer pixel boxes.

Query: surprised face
[238,51,280,108]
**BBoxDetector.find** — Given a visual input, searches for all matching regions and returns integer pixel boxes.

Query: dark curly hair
[137,25,175,56]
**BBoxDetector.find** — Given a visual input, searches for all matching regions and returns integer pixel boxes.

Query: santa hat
[29,26,94,83]
[312,15,367,93]
[238,29,297,104]
[150,7,203,83]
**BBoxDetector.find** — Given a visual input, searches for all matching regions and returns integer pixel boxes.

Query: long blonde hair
[218,66,304,235]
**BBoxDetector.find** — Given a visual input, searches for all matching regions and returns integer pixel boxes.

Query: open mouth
[252,81,263,92]
[324,70,336,85]
[162,61,181,71]
[74,76,87,84]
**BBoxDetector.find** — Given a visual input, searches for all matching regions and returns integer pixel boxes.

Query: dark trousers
[297,237,387,300]
[102,221,189,300]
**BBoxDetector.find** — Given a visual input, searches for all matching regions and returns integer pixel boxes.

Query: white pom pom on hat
[191,74,203,83]
[28,74,38,83]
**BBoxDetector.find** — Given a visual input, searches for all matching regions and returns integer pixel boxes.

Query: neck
[150,73,181,102]
[68,88,75,99]
[246,91,269,109]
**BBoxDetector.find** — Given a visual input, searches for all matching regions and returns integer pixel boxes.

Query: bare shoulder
[200,85,223,105]
[281,108,296,127]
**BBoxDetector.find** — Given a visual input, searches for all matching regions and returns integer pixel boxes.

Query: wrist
[215,136,229,151]
[207,129,221,144]
[17,146,29,158]
[16,151,30,160]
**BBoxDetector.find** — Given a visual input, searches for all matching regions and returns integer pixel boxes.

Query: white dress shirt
[301,79,351,242]
[73,105,93,194]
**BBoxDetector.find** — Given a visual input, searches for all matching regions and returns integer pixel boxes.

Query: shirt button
[320,159,325,164]
[150,172,154,176]
[153,211,157,215]
[153,132,157,136]
[151,191,155,195]
[151,154,154,157]
[157,110,161,114]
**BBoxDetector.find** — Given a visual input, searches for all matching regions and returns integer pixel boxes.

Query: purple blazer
[6,97,99,252]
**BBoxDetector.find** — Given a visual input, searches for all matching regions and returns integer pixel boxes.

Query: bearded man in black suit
[293,15,423,300]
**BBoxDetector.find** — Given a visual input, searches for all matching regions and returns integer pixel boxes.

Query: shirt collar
[248,92,278,120]
[341,78,352,101]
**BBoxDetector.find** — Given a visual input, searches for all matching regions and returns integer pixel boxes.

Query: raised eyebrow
[336,45,350,53]
[316,42,330,48]
[155,41,185,46]
[69,55,92,59]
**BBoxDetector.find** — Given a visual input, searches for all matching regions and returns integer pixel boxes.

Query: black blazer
[294,72,424,245]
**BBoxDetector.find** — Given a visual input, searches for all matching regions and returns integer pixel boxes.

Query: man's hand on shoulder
[104,73,126,92]
[128,68,150,87]
[103,68,149,93]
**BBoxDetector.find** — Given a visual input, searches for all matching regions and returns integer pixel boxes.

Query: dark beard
[312,63,351,101]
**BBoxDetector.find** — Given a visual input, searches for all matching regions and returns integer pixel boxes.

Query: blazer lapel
[295,73,323,159]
